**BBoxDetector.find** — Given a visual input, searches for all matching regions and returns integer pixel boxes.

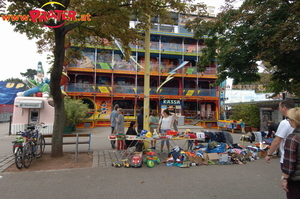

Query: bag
[206,142,226,153]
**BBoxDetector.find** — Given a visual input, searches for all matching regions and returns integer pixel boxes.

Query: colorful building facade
[65,13,220,128]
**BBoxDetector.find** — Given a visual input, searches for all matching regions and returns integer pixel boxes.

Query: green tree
[229,103,260,128]
[4,77,23,83]
[185,0,300,96]
[20,69,37,79]
[4,0,206,157]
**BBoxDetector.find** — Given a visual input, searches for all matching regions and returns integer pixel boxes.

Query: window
[113,100,134,116]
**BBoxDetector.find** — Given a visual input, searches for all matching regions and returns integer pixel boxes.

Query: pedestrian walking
[265,99,295,165]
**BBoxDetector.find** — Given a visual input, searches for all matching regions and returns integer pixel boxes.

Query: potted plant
[229,103,260,132]
[64,97,89,134]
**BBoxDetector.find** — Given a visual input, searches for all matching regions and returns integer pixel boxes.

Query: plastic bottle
[152,129,158,138]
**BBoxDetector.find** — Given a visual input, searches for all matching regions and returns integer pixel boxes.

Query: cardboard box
[202,153,209,165]
[207,153,219,160]
[187,155,203,164]
[261,151,267,158]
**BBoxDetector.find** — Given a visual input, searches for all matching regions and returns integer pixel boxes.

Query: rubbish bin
[177,115,185,126]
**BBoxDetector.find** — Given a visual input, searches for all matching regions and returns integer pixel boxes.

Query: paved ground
[0,122,286,199]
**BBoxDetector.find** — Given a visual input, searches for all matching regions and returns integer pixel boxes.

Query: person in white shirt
[157,109,174,153]
[265,99,295,165]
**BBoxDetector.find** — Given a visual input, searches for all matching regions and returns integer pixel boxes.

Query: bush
[229,103,260,128]
[64,97,89,126]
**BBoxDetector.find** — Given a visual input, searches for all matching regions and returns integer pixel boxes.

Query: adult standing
[109,104,119,149]
[265,99,295,165]
[157,109,174,153]
[281,108,300,198]
[149,110,159,149]
[170,111,178,131]
[137,107,144,134]
[115,108,125,150]
[115,108,125,133]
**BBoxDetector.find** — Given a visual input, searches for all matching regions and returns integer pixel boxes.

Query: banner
[0,82,26,104]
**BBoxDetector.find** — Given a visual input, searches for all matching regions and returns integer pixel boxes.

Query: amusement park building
[65,12,220,128]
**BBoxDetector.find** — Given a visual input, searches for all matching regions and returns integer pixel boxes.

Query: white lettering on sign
[162,100,181,105]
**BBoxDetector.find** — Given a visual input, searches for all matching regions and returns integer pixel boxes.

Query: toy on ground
[143,149,161,168]
[122,159,130,168]
[131,152,143,168]
[111,159,122,168]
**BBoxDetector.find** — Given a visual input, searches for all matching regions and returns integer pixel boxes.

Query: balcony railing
[130,42,206,53]
[93,63,217,75]
[66,83,217,97]
[183,88,217,97]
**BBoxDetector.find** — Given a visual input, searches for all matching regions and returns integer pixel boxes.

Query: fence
[0,104,13,123]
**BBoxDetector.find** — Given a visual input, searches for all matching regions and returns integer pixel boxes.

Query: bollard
[75,133,78,163]
[8,115,12,136]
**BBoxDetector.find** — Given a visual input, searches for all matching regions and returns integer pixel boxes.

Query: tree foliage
[20,69,37,79]
[185,0,300,96]
[64,97,89,127]
[229,103,260,128]
[3,77,23,83]
[4,0,206,157]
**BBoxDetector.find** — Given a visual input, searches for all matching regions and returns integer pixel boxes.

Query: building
[65,12,220,129]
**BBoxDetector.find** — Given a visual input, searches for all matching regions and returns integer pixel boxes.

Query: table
[109,136,198,151]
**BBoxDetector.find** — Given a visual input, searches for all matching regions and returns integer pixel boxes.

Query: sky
[0,0,238,81]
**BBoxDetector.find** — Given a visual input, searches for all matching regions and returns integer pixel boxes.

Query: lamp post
[143,15,150,132]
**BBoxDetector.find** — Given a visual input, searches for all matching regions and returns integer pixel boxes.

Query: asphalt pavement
[0,122,286,199]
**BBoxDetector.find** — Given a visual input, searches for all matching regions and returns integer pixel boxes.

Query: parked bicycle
[22,123,47,168]
[12,127,35,169]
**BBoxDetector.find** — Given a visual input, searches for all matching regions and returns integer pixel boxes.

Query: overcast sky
[0,0,238,81]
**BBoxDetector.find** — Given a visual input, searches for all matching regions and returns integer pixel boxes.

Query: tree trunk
[50,27,67,157]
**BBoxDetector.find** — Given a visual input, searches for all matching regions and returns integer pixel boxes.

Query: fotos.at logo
[1,1,91,28]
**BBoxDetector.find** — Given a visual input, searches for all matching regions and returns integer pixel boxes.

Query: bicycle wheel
[22,143,32,169]
[14,147,23,169]
[36,134,45,159]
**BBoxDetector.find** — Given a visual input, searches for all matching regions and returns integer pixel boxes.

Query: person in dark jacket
[267,121,279,138]
[137,107,144,134]
[125,121,144,152]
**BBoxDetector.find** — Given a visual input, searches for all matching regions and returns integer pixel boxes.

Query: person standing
[137,107,144,134]
[238,119,246,134]
[115,108,125,150]
[170,110,178,131]
[149,110,159,149]
[265,99,295,165]
[109,104,119,149]
[281,108,300,198]
[157,109,174,153]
